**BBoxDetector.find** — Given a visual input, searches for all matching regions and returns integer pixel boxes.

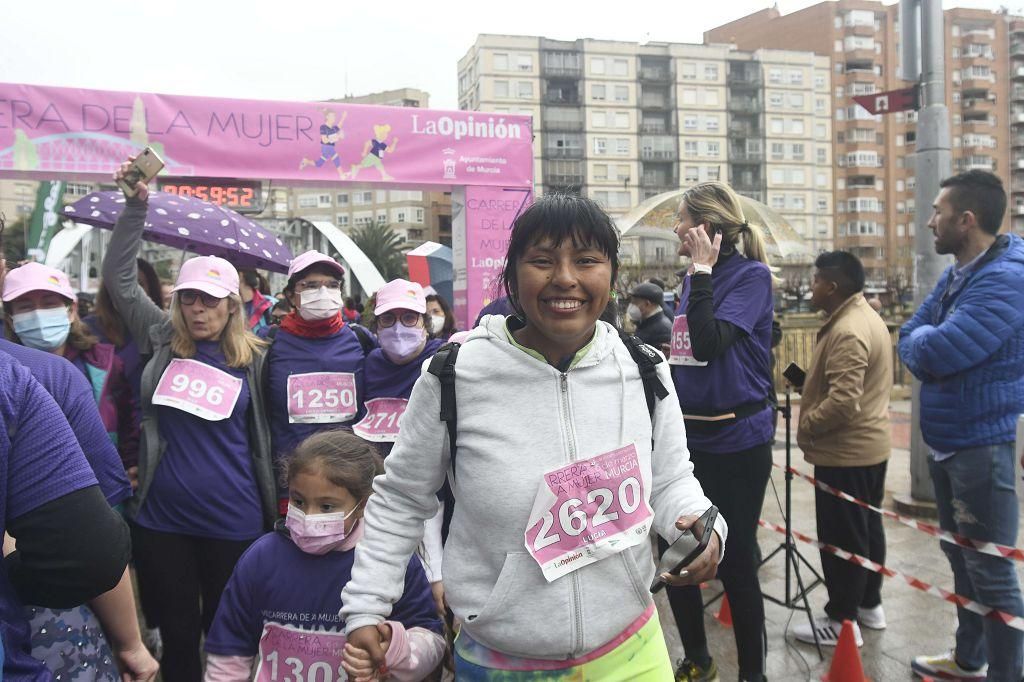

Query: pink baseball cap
[375,279,426,315]
[2,262,75,302]
[288,250,346,280]
[172,255,239,299]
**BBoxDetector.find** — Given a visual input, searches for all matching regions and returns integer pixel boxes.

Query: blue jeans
[929,443,1024,681]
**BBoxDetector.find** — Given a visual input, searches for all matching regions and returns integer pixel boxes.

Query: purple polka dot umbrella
[61,191,293,273]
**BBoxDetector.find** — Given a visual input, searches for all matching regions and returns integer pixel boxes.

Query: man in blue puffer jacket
[900,170,1024,682]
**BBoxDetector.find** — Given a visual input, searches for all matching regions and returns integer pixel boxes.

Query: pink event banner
[0,82,533,188]
[454,185,533,325]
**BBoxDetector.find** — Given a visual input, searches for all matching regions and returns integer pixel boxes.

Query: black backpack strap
[350,324,375,356]
[426,341,461,477]
[617,330,669,420]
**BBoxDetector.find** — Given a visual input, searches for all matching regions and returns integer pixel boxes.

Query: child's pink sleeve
[204,653,255,681]
[382,620,446,681]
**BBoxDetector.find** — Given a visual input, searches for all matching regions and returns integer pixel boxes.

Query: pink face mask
[285,504,360,555]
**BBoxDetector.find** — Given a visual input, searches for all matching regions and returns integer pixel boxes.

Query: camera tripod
[758,389,825,659]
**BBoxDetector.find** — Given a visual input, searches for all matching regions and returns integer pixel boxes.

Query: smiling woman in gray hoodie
[341,194,727,680]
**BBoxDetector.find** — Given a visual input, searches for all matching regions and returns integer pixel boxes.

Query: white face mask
[627,303,643,323]
[298,287,343,321]
[429,314,446,335]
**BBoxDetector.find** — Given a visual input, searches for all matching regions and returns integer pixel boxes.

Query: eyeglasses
[298,280,342,292]
[377,311,422,328]
[178,290,223,308]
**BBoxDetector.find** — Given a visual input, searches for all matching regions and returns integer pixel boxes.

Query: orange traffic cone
[715,594,733,628]
[821,620,870,682]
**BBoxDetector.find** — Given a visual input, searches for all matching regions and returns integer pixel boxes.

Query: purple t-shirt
[364,338,444,402]
[267,326,370,465]
[136,341,262,541]
[0,351,98,680]
[672,253,775,453]
[0,339,130,507]
[205,530,441,657]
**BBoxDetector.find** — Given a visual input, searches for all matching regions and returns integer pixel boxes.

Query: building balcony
[961,52,993,67]
[541,64,582,79]
[1013,136,1024,148]
[544,93,581,105]
[961,76,995,91]
[544,173,584,186]
[845,48,876,63]
[541,119,584,132]
[543,147,583,159]
[1013,43,1024,58]
[1013,204,1024,215]
[1013,87,1024,101]
[962,97,995,114]
[961,29,994,43]
[963,115,995,129]
[730,150,764,163]
[838,233,885,248]
[847,23,875,37]
[729,122,757,137]
[728,99,761,114]
[641,186,677,199]
[957,157,996,172]
[1015,67,1024,80]
[639,66,672,82]
[640,148,678,161]
[639,96,672,110]
[1014,157,1024,170]
[639,122,676,134]
[727,71,762,88]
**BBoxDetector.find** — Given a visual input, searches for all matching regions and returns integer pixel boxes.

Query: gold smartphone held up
[117,148,165,197]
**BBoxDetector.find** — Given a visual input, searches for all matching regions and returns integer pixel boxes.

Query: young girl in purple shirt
[204,429,444,681]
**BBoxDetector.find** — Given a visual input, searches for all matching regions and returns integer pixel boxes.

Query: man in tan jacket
[792,251,892,648]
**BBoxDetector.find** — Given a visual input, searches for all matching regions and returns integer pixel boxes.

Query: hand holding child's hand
[343,623,392,681]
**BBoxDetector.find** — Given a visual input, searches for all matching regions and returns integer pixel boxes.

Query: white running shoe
[792,616,863,647]
[856,604,887,630]
[911,650,987,680]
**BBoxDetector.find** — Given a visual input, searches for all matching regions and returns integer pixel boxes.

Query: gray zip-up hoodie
[341,316,727,660]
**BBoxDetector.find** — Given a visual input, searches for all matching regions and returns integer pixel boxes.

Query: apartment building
[706,1,1016,293]
[457,35,834,256]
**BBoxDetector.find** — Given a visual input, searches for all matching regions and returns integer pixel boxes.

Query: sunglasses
[178,290,224,308]
[377,311,422,328]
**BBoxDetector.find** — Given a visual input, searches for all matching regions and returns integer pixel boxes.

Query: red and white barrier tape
[758,518,1024,632]
[776,462,1024,563]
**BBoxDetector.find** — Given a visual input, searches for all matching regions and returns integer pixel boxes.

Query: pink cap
[288,250,345,280]
[375,279,426,315]
[2,262,75,302]
[172,255,239,299]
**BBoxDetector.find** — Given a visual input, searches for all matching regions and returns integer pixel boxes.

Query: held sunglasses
[178,289,225,308]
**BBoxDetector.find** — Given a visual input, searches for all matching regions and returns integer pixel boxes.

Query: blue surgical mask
[12,308,71,351]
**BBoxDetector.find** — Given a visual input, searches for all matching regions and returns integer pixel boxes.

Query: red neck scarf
[279,310,345,338]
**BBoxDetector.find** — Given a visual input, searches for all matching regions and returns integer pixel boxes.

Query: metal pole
[908,0,952,502]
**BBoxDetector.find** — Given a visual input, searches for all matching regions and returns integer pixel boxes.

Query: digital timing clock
[158,178,264,214]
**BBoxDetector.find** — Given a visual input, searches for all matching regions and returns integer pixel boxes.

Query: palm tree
[350,221,407,281]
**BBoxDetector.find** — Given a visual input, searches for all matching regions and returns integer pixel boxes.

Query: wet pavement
[656,400,1024,681]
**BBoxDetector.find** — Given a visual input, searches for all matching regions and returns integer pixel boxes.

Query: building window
[705,117,719,132]
[815,74,826,89]
[771,143,785,160]
[815,123,827,139]
[682,89,697,105]
[703,89,719,106]
[789,119,805,135]
[517,81,533,98]
[594,164,608,181]
[593,138,607,155]
[592,84,606,101]
[789,93,804,109]
[615,112,629,128]
[336,193,349,205]
[817,198,828,213]
[336,214,349,227]
[681,63,697,80]
[493,53,509,71]
[788,70,803,85]
[614,85,629,102]
[298,195,318,209]
[816,147,827,164]
[684,141,698,157]
[704,64,719,80]
[517,54,533,71]
[612,59,629,76]
[684,116,698,130]
[772,195,785,209]
[615,138,630,155]
[684,166,700,183]
[791,143,805,160]
[593,111,607,127]
[318,194,332,207]
[770,118,784,134]
[769,68,782,83]
[705,141,720,157]
[591,57,605,74]
[494,80,509,98]
[769,93,783,108]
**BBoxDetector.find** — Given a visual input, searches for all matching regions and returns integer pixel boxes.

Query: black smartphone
[651,505,719,593]
[783,362,806,389]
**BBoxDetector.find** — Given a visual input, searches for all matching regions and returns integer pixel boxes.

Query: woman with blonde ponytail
[663,181,776,682]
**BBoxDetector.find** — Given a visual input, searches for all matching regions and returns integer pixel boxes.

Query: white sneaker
[792,616,862,647]
[856,604,887,630]
[911,650,987,680]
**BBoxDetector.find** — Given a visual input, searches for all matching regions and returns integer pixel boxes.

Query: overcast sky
[1,0,1010,110]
